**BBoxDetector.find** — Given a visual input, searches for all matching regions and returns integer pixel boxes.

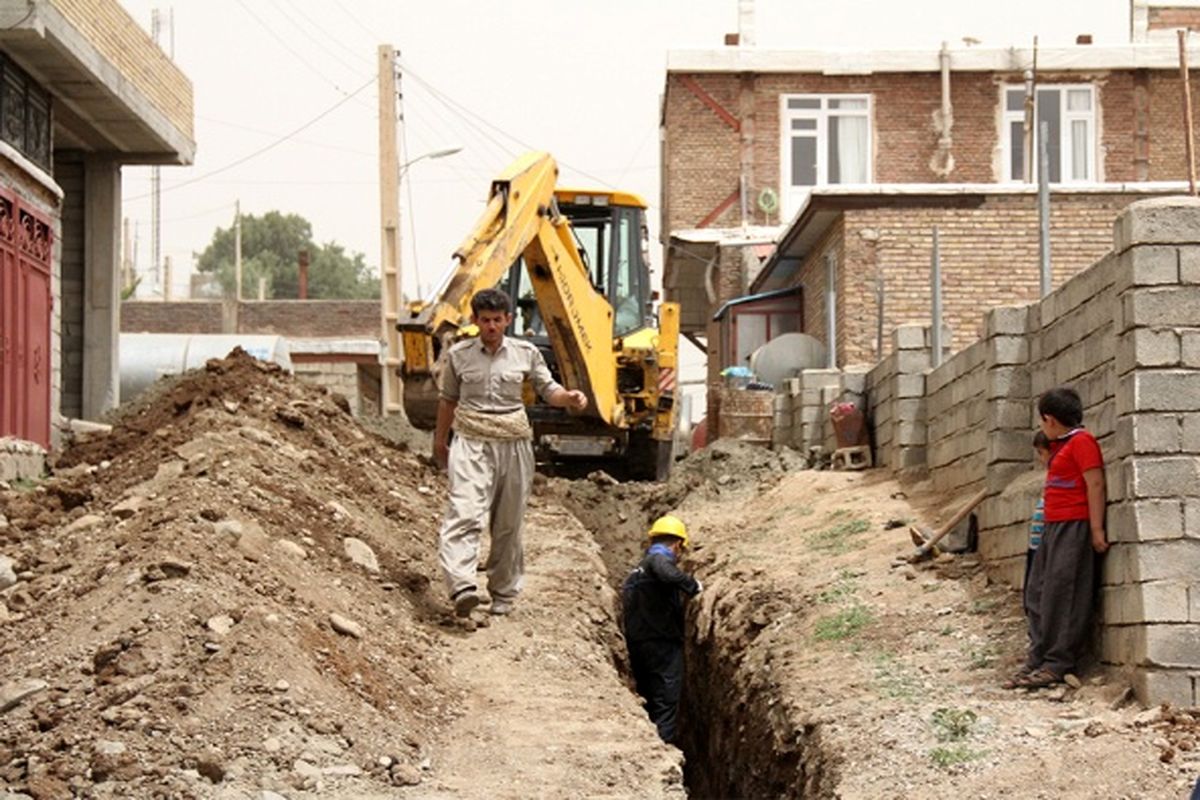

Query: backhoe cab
[397,153,678,481]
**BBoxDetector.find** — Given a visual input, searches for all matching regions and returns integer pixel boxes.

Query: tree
[195,210,379,300]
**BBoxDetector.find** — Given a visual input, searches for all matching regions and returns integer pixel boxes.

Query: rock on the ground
[111,495,148,520]
[195,747,226,783]
[206,615,235,637]
[274,539,308,559]
[343,537,379,572]
[237,521,272,562]
[63,514,104,535]
[0,555,15,591]
[0,677,47,713]
[329,613,363,639]
[390,763,422,786]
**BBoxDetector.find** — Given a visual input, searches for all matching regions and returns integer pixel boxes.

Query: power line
[330,0,379,39]
[262,0,369,76]
[283,0,374,68]
[197,114,376,158]
[234,0,368,100]
[398,59,617,189]
[124,76,376,202]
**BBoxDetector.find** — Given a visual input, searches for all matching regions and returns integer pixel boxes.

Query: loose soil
[0,350,678,799]
[560,449,1196,799]
[4,352,1196,799]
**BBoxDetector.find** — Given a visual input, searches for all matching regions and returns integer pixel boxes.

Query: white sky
[116,0,1130,302]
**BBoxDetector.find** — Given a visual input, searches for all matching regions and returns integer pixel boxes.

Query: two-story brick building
[0,0,194,458]
[662,2,1200,429]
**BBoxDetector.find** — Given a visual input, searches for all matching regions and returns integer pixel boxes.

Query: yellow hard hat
[648,515,689,548]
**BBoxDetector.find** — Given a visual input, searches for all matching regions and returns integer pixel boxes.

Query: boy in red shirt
[1015,387,1109,689]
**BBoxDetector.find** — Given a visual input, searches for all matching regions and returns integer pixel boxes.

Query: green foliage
[929,745,985,768]
[813,605,872,641]
[807,516,871,555]
[872,652,920,700]
[195,210,379,300]
[931,707,978,741]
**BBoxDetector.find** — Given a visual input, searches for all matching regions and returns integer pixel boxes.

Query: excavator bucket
[402,375,440,431]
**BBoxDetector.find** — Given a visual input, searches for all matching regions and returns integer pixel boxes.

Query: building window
[0,53,52,172]
[780,94,872,218]
[1002,85,1095,183]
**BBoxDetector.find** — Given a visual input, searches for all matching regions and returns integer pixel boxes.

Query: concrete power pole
[234,200,243,300]
[378,45,403,416]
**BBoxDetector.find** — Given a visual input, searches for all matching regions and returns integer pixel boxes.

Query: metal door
[0,189,53,448]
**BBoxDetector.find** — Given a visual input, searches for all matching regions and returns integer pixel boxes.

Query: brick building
[0,0,194,454]
[661,3,1200,429]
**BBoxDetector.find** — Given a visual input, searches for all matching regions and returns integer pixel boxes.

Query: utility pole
[1180,29,1198,195]
[378,44,403,416]
[1038,120,1052,296]
[149,8,174,296]
[234,200,243,300]
[163,255,172,301]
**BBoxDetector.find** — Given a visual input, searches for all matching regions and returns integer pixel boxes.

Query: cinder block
[988,335,1029,367]
[893,324,926,351]
[984,305,1030,339]
[1114,245,1180,291]
[1124,286,1200,330]
[896,421,927,446]
[1129,413,1182,454]
[1099,622,1142,663]
[1114,197,1200,251]
[1180,245,1200,284]
[990,398,1032,430]
[1133,370,1200,412]
[1181,331,1200,368]
[1107,498,1184,542]
[986,367,1031,401]
[896,350,931,374]
[782,378,802,396]
[1181,413,1200,453]
[1133,667,1195,707]
[773,393,792,412]
[1127,456,1200,498]
[800,369,841,389]
[1103,582,1190,625]
[986,429,1032,463]
[1144,624,1200,669]
[985,461,1035,496]
[1116,328,1181,375]
[841,372,867,395]
[896,374,925,398]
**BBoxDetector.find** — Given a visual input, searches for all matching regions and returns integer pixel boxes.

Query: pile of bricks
[0,438,46,483]
[865,325,935,473]
[771,368,866,463]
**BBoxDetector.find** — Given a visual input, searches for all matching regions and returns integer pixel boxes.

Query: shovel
[907,488,988,563]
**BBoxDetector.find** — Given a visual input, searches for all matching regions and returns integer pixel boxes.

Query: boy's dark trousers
[1024,519,1097,676]
[628,638,684,744]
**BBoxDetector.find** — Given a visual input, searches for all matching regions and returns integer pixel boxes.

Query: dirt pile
[0,350,456,798]
[549,439,807,585]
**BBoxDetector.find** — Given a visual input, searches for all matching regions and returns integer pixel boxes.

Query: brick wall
[662,65,1200,238]
[121,300,381,338]
[785,191,1167,367]
[48,0,193,140]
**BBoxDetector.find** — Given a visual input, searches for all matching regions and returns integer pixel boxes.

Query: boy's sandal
[1001,667,1033,690]
[1014,667,1061,689]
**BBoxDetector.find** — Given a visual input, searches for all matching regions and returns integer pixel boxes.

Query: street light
[398,146,462,299]
[400,146,462,177]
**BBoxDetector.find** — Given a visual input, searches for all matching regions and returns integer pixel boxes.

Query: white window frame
[779,93,873,220]
[1000,83,1097,184]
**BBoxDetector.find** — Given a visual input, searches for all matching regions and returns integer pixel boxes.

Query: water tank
[749,333,827,386]
[120,333,293,403]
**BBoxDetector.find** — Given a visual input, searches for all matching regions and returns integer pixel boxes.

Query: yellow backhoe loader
[398,152,679,480]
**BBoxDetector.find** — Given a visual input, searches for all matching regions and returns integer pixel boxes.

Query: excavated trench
[551,477,840,799]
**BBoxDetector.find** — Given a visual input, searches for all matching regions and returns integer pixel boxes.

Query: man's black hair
[1037,387,1083,428]
[1033,430,1051,450]
[471,288,512,316]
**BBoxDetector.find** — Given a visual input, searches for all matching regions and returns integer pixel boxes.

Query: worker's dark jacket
[621,544,700,643]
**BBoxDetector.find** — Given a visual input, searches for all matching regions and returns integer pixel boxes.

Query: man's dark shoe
[453,589,480,618]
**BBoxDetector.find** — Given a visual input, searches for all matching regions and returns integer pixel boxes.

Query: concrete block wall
[1097,197,1200,706]
[864,325,931,472]
[294,363,361,415]
[908,197,1200,706]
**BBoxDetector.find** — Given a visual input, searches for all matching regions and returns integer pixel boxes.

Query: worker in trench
[434,288,588,618]
[621,516,703,744]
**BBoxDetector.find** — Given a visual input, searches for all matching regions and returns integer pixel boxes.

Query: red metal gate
[0,188,53,448]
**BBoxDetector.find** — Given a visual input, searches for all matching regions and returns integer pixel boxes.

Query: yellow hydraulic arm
[399,152,622,426]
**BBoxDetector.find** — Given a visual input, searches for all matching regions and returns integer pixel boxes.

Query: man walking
[435,288,588,618]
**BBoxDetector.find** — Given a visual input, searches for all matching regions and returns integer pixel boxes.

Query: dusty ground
[4,355,1197,799]
[565,452,1198,799]
[0,351,678,799]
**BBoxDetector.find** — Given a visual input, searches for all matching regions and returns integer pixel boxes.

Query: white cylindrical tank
[749,333,827,387]
[120,333,293,403]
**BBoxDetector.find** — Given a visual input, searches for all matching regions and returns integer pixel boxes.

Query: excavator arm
[399,152,620,427]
